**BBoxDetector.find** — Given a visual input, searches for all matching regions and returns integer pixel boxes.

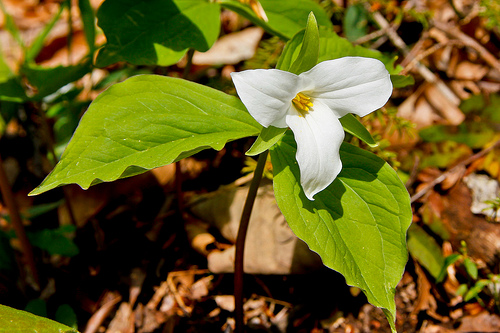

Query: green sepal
[278,27,402,75]
[246,126,287,156]
[288,12,319,75]
[339,114,377,147]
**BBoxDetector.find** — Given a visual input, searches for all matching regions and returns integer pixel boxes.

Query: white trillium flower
[231,57,393,200]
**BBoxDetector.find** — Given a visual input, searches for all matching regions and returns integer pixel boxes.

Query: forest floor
[1,0,500,332]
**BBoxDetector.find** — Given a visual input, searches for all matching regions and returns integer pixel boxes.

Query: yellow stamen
[292,92,313,114]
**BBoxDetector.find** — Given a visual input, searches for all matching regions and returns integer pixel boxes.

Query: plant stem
[234,150,269,333]
[0,156,39,288]
[182,48,195,80]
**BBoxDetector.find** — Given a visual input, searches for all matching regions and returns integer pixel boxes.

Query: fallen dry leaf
[188,184,323,274]
[192,27,264,65]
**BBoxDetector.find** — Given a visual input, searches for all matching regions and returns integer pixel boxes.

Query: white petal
[301,57,392,117]
[231,69,306,128]
[286,100,344,200]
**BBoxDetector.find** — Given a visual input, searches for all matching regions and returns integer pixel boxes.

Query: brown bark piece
[438,182,500,266]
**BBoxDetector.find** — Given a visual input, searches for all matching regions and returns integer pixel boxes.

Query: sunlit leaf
[95,0,220,66]
[288,12,319,74]
[270,132,411,331]
[219,0,332,40]
[407,223,444,279]
[0,304,78,333]
[30,75,261,195]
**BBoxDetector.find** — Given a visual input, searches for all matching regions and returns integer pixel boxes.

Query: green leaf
[24,299,47,318]
[419,123,495,149]
[463,257,478,280]
[0,231,15,272]
[246,126,287,156]
[0,53,26,102]
[270,133,411,331]
[29,226,79,257]
[436,253,461,283]
[78,0,96,55]
[0,304,78,333]
[456,283,468,297]
[390,74,414,88]
[219,0,332,40]
[95,0,220,67]
[407,223,445,279]
[55,304,77,329]
[21,60,92,100]
[30,75,261,195]
[23,200,64,220]
[343,4,369,42]
[339,114,377,147]
[278,27,401,75]
[464,280,489,302]
[288,12,319,75]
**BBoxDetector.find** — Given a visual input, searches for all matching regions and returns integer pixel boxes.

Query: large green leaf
[95,0,220,66]
[219,0,332,40]
[270,132,411,331]
[0,304,78,333]
[30,75,261,195]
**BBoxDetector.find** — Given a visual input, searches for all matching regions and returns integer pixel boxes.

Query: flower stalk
[234,150,269,333]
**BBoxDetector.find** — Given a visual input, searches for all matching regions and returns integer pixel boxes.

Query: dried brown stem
[0,155,39,288]
[367,5,461,105]
[433,20,500,72]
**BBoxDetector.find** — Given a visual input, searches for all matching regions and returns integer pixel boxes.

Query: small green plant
[483,197,500,222]
[438,241,500,312]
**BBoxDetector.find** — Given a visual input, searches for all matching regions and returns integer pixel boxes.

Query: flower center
[292,92,313,114]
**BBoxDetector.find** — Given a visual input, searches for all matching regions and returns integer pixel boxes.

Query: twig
[84,291,122,333]
[405,155,420,190]
[353,27,390,45]
[401,40,465,75]
[410,139,500,203]
[234,151,268,333]
[34,104,77,226]
[367,5,461,105]
[161,269,210,315]
[182,48,195,80]
[433,20,500,72]
[0,156,39,289]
